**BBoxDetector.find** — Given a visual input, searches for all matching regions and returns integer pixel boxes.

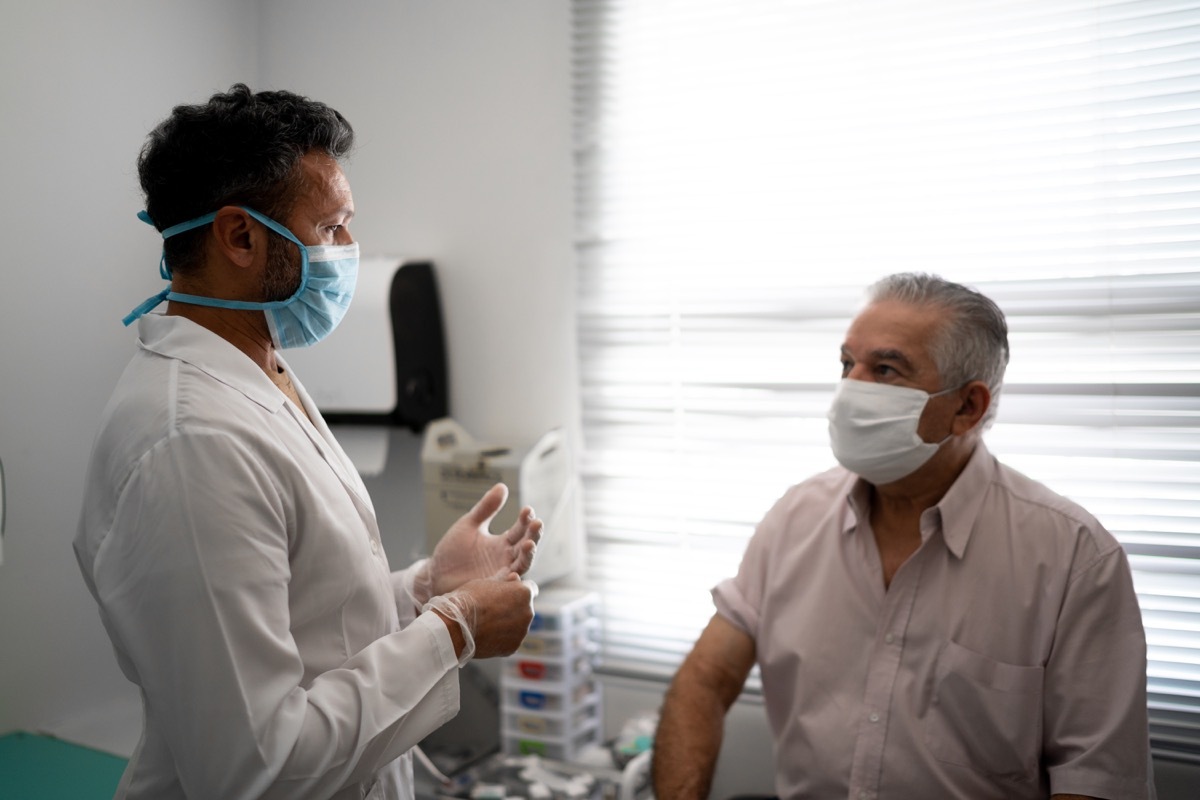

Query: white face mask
[827,379,957,485]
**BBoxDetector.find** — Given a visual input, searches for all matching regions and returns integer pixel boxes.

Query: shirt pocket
[923,639,1044,781]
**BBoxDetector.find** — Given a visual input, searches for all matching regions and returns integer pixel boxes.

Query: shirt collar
[845,477,871,533]
[841,441,998,558]
[136,313,286,413]
[934,441,996,557]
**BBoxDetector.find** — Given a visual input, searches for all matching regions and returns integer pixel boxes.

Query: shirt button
[884,633,895,644]
[859,791,871,800]
[868,711,880,723]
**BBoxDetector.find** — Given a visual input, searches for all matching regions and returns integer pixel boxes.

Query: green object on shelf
[517,738,548,756]
[0,731,127,799]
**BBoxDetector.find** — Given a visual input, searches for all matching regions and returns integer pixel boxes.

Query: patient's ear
[952,380,991,434]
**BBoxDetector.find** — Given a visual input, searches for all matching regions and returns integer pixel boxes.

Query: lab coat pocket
[924,639,1043,780]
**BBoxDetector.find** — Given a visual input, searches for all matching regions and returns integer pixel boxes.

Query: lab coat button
[370,540,379,555]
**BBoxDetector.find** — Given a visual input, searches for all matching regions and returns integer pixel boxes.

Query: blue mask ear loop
[236,206,312,301]
[123,211,219,325]
[162,208,311,311]
[122,207,311,326]
[122,288,172,326]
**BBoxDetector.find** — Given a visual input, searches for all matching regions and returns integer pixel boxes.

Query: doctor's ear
[952,381,991,435]
[210,206,260,269]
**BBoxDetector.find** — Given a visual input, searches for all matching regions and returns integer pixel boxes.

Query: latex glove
[413,483,542,604]
[423,572,538,664]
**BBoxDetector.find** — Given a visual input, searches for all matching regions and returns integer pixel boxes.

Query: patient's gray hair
[867,272,1010,428]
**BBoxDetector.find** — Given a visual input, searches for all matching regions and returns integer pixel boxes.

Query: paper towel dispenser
[283,258,448,433]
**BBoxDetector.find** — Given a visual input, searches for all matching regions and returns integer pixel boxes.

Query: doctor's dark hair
[137,83,354,274]
[867,272,1010,428]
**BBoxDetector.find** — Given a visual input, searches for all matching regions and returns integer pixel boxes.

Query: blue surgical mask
[123,206,359,349]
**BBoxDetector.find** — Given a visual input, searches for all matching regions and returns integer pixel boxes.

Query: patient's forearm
[652,665,732,799]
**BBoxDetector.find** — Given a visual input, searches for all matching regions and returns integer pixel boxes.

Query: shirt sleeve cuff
[712,579,758,638]
[413,607,465,672]
[1049,764,1150,800]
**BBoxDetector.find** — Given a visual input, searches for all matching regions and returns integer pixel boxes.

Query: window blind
[572,0,1200,762]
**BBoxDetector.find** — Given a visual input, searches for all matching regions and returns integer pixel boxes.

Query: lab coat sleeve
[392,559,430,626]
[90,429,459,800]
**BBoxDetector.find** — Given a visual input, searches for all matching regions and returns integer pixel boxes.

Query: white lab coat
[74,314,460,799]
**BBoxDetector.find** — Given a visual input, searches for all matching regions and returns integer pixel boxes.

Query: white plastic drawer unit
[502,679,599,713]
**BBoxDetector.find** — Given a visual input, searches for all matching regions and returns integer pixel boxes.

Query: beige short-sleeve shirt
[713,443,1149,800]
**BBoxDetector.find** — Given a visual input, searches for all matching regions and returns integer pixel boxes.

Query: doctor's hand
[414,483,542,603]
[424,571,538,662]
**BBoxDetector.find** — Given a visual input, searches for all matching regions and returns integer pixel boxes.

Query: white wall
[260,0,580,448]
[0,0,260,744]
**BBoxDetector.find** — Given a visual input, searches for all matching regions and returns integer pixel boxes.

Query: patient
[653,272,1151,800]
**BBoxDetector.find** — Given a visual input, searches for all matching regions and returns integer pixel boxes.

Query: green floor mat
[0,731,127,799]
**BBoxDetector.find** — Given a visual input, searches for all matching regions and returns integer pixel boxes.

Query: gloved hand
[412,483,542,604]
[423,572,538,665]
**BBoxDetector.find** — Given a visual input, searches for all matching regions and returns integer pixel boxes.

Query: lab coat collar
[137,313,378,520]
[136,313,287,414]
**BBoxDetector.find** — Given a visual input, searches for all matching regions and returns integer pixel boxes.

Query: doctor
[74,84,540,800]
